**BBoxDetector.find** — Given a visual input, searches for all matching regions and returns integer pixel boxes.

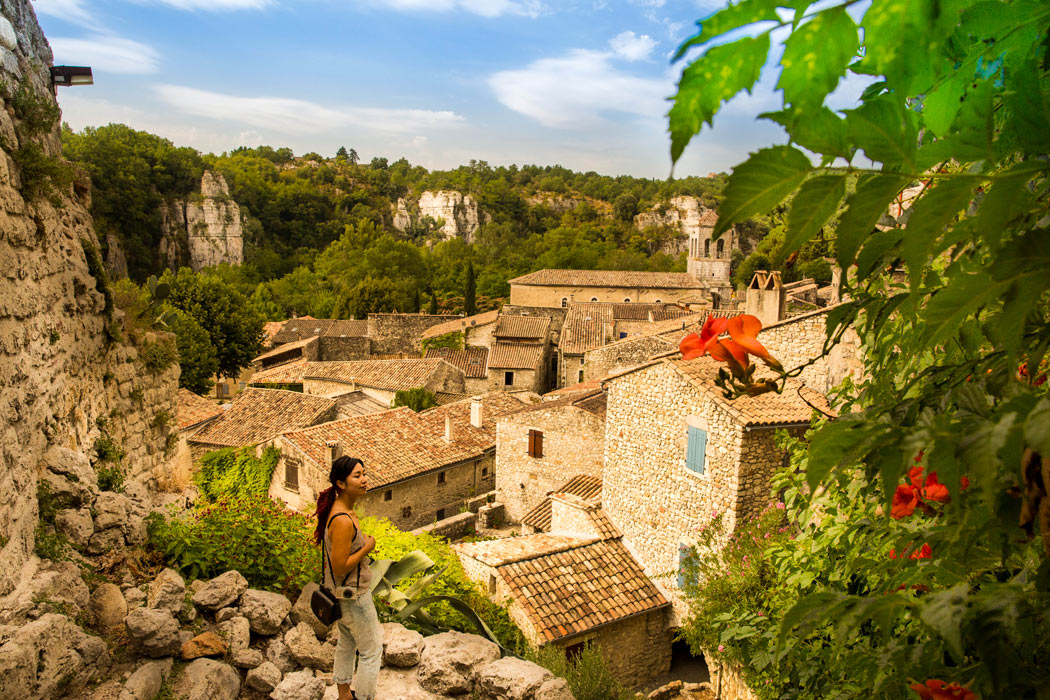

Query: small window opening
[384,489,392,501]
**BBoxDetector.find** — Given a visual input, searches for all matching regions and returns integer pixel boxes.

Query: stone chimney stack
[470,396,483,429]
[745,270,785,327]
[325,440,342,467]
[444,415,453,443]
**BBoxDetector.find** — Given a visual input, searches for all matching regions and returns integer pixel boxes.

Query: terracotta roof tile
[560,305,614,355]
[421,311,497,340]
[453,534,597,566]
[609,303,695,321]
[190,388,336,448]
[494,315,551,340]
[543,381,602,398]
[508,269,705,289]
[250,359,309,385]
[271,318,368,345]
[502,388,606,420]
[303,359,460,392]
[177,389,224,431]
[253,336,318,364]
[668,356,834,426]
[262,321,285,345]
[488,343,545,370]
[326,320,368,337]
[424,347,489,378]
[522,474,603,532]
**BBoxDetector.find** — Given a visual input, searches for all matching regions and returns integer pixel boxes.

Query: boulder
[89,583,128,630]
[123,514,148,547]
[54,507,94,547]
[118,658,173,700]
[216,607,238,622]
[122,481,152,518]
[0,613,109,700]
[246,660,283,693]
[27,560,90,613]
[270,669,325,700]
[375,666,450,700]
[218,616,251,652]
[41,446,98,505]
[93,491,130,530]
[285,622,332,670]
[181,631,228,660]
[476,657,555,700]
[381,622,424,668]
[240,589,292,635]
[147,568,185,612]
[416,630,501,695]
[647,680,683,700]
[232,647,265,668]
[192,570,248,610]
[123,587,147,609]
[535,677,576,700]
[124,607,181,658]
[291,583,329,639]
[86,527,125,555]
[266,637,297,674]
[172,658,240,700]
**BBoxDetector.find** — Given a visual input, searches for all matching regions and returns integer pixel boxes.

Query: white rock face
[634,195,717,256]
[160,171,244,271]
[391,190,484,242]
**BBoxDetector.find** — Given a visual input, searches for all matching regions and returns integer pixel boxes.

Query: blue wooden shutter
[686,426,707,475]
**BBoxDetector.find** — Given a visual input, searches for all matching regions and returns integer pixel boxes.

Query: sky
[33,0,868,179]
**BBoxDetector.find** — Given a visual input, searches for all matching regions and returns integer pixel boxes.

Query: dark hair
[312,455,363,545]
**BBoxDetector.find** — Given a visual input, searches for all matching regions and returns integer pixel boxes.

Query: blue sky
[34,0,867,178]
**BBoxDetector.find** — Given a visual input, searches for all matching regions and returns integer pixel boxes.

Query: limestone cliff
[634,195,717,256]
[391,190,485,243]
[158,170,244,271]
[0,0,177,599]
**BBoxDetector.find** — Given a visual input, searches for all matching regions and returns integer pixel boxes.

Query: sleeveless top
[322,511,373,599]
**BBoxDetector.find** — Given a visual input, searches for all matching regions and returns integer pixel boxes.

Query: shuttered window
[284,459,299,491]
[527,429,544,458]
[686,425,707,475]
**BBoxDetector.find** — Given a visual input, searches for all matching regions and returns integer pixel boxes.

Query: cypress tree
[464,262,477,316]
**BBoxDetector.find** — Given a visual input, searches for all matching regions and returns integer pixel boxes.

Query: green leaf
[1024,397,1050,457]
[901,178,979,286]
[1005,57,1050,154]
[834,174,909,268]
[951,78,997,163]
[761,106,851,159]
[778,7,859,109]
[776,591,845,658]
[843,95,918,171]
[975,162,1046,251]
[670,33,771,163]
[713,145,812,237]
[921,70,967,137]
[672,0,780,61]
[856,0,940,95]
[784,174,846,255]
[919,584,968,661]
[923,273,1013,349]
[855,228,905,279]
[806,418,866,491]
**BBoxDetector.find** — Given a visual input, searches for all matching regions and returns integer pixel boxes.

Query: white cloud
[154,84,465,133]
[145,0,273,9]
[369,0,545,17]
[489,49,670,128]
[609,30,656,61]
[32,0,99,29]
[49,35,160,74]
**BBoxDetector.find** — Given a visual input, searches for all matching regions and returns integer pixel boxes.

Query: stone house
[172,389,226,486]
[521,473,602,534]
[424,347,490,394]
[186,388,338,461]
[300,359,466,407]
[757,305,865,395]
[453,493,672,686]
[271,318,368,347]
[366,313,462,355]
[487,343,548,393]
[420,310,499,348]
[270,392,528,529]
[601,355,831,622]
[507,269,708,308]
[252,334,372,372]
[495,388,606,522]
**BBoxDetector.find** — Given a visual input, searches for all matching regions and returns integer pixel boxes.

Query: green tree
[161,267,264,379]
[392,388,438,412]
[335,146,348,159]
[670,0,1050,698]
[428,288,439,315]
[464,261,477,316]
[335,276,400,318]
[166,308,218,395]
[348,148,359,165]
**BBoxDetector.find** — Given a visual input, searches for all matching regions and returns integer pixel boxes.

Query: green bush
[96,464,125,493]
[194,447,279,503]
[525,642,634,700]
[392,387,438,413]
[141,337,178,374]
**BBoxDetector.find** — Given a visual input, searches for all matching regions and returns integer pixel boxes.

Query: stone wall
[709,659,759,700]
[317,335,371,361]
[495,405,604,522]
[602,362,797,622]
[0,0,175,595]
[367,313,461,355]
[583,335,673,382]
[758,306,865,395]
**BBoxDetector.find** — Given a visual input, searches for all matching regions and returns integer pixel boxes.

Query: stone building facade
[601,357,828,621]
[508,270,707,308]
[582,334,676,382]
[758,306,865,395]
[495,390,606,522]
[366,313,461,355]
[301,358,466,407]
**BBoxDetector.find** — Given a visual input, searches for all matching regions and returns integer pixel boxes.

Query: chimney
[745,270,785,326]
[325,440,342,466]
[444,415,453,443]
[647,310,654,323]
[470,396,483,428]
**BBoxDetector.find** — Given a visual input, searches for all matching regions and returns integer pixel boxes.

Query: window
[654,299,662,303]
[284,459,299,491]
[402,505,412,519]
[481,466,489,477]
[623,298,631,302]
[686,424,707,475]
[678,542,693,588]
[436,508,446,520]
[704,239,711,257]
[580,357,585,365]
[590,297,598,302]
[619,332,628,339]
[384,489,392,501]
[578,369,584,383]
[716,239,725,258]
[560,297,568,308]
[438,471,446,484]
[527,429,544,458]
[504,371,514,386]
[565,642,586,661]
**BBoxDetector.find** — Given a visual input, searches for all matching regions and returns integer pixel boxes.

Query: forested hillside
[61,124,825,320]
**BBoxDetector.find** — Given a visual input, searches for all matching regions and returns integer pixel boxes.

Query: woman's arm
[327,515,372,583]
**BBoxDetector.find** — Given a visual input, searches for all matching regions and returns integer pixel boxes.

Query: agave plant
[369,550,506,653]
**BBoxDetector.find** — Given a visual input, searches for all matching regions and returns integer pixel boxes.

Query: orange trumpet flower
[727,314,782,371]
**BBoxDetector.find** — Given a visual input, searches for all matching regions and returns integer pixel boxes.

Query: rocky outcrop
[392,190,486,242]
[634,196,718,256]
[158,171,243,271]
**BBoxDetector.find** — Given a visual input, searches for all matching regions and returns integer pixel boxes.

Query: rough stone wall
[0,0,177,594]
[583,335,673,382]
[509,284,697,308]
[495,406,604,522]
[758,307,865,395]
[317,336,371,361]
[602,362,796,622]
[488,365,545,394]
[366,313,461,355]
[709,659,760,700]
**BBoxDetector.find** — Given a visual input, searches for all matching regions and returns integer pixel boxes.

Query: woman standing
[313,456,382,700]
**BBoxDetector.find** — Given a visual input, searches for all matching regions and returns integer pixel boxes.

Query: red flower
[923,472,950,503]
[679,316,729,360]
[891,484,921,519]
[727,314,782,371]
[679,314,783,382]
[892,467,963,519]
[960,476,970,491]
[909,679,977,700]
[890,543,932,560]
